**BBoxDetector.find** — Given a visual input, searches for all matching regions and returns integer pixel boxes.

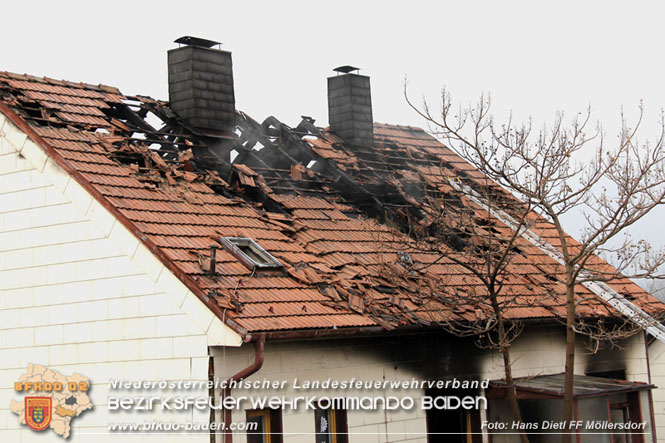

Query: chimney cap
[333,65,361,74]
[174,36,221,49]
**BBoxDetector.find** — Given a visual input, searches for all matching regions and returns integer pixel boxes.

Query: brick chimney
[168,36,235,131]
[327,66,373,147]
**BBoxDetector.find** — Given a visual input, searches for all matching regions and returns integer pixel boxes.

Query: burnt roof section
[0,70,662,337]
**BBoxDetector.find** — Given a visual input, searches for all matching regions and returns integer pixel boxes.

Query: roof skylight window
[220,237,282,271]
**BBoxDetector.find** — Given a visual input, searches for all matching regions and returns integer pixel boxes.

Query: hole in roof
[252,141,265,152]
[622,292,637,301]
[234,127,242,137]
[134,133,146,140]
[148,143,161,151]
[95,128,110,134]
[444,229,468,251]
[230,149,239,162]
[145,112,163,130]
[220,237,282,270]
[307,160,317,169]
[487,227,501,235]
[474,217,492,226]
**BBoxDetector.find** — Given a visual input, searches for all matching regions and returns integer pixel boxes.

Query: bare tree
[377,175,549,443]
[407,87,665,442]
[647,279,665,301]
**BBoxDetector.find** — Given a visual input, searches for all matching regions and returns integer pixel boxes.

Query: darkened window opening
[314,405,348,443]
[246,408,283,443]
[220,237,283,271]
[425,388,482,443]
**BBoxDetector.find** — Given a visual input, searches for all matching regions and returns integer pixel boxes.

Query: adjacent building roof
[492,373,654,399]
[0,71,662,338]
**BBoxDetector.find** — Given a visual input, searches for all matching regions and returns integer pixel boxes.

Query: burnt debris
[0,49,661,335]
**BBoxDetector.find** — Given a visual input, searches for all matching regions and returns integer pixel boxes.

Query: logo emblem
[12,364,93,438]
[25,397,52,431]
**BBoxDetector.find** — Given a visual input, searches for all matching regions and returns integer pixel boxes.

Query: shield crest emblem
[25,397,52,431]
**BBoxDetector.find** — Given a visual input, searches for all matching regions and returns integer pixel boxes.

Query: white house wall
[213,328,651,443]
[481,327,650,382]
[648,340,665,439]
[214,338,430,443]
[0,112,242,443]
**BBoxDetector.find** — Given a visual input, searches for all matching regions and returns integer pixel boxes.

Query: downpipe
[222,334,266,443]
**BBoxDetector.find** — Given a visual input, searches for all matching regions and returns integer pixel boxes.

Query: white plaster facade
[214,327,653,443]
[0,112,242,442]
[648,339,665,439]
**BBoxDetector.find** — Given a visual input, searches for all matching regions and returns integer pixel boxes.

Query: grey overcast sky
[3,0,665,267]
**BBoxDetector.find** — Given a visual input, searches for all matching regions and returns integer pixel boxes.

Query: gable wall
[0,112,242,442]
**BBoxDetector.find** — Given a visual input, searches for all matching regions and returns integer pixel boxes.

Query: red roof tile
[0,71,662,338]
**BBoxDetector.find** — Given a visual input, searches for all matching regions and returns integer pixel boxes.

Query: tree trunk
[562,265,576,443]
[494,299,529,443]
[499,343,529,443]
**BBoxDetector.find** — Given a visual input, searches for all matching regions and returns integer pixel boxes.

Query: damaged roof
[0,71,662,338]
